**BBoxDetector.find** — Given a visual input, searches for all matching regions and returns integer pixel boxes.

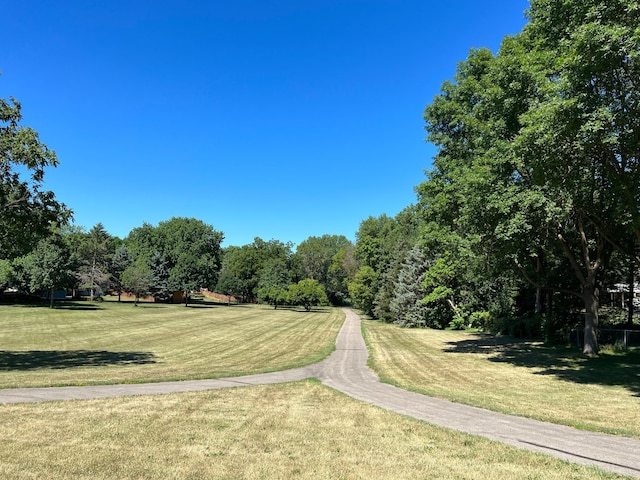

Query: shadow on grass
[0,350,157,370]
[130,304,169,308]
[53,302,104,311]
[443,334,640,397]
[1,300,103,311]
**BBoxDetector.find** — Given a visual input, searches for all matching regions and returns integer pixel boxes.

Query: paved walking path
[1,308,639,478]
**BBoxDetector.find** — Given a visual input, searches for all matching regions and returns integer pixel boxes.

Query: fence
[570,328,640,348]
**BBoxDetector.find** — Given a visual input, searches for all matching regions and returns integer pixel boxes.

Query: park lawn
[0,381,626,480]
[363,320,640,439]
[0,301,343,388]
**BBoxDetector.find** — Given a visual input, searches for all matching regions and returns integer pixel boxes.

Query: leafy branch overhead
[0,96,70,258]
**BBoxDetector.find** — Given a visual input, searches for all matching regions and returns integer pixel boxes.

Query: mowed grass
[0,381,627,480]
[0,301,343,388]
[363,320,640,439]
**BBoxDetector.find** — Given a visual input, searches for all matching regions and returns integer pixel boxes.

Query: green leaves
[125,217,224,295]
[0,95,70,259]
[16,236,75,306]
[413,0,640,350]
[348,266,377,316]
[288,279,328,311]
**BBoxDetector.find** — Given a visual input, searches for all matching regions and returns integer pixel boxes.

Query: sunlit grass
[0,381,626,480]
[363,320,640,439]
[0,301,343,388]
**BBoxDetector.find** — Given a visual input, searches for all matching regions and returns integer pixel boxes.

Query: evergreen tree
[390,246,430,328]
[148,251,170,302]
[110,245,132,301]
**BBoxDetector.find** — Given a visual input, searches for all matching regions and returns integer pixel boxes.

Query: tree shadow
[443,334,640,397]
[131,304,169,308]
[1,301,103,311]
[53,302,104,311]
[0,350,157,370]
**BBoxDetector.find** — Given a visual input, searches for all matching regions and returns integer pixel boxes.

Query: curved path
[1,308,639,478]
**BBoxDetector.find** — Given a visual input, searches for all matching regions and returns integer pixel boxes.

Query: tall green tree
[288,279,328,312]
[110,244,132,302]
[156,217,224,300]
[16,235,75,307]
[419,0,640,354]
[257,258,291,309]
[352,209,420,321]
[216,238,293,303]
[121,260,152,306]
[295,234,352,304]
[327,243,358,305]
[514,0,640,353]
[215,268,245,303]
[148,251,170,302]
[126,218,224,305]
[348,265,377,317]
[76,223,111,300]
[390,246,431,328]
[0,94,70,260]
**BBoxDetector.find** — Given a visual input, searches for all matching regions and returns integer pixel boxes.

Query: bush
[423,303,453,329]
[469,311,490,329]
[448,315,467,330]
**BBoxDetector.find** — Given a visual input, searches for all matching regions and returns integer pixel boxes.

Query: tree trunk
[582,286,599,355]
[49,287,54,308]
[627,257,635,329]
[535,288,543,315]
[535,253,544,314]
[184,291,189,307]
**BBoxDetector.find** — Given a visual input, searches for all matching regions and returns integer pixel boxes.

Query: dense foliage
[0,94,70,262]
[346,0,640,356]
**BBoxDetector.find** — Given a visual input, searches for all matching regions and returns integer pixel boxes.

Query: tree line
[350,0,640,355]
[2,0,639,354]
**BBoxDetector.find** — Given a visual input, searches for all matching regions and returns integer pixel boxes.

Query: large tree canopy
[0,95,70,259]
[15,235,75,307]
[216,238,294,302]
[295,234,353,304]
[416,0,640,354]
[125,217,224,304]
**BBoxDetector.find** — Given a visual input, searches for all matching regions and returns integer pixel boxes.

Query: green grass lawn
[0,381,627,480]
[0,300,343,388]
[363,319,640,439]
[0,301,636,478]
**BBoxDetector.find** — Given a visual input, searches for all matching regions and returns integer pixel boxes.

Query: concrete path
[1,308,639,478]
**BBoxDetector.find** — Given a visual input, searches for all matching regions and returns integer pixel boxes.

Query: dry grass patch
[0,302,342,388]
[363,320,640,439]
[0,381,626,479]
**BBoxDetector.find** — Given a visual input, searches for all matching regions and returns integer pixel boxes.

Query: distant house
[608,283,640,309]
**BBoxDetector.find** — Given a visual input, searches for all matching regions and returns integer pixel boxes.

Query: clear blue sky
[3,0,529,247]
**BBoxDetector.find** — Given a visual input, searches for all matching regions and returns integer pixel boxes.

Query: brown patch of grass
[0,382,626,479]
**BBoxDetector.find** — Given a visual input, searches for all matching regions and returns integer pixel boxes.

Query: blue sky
[3,0,529,247]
